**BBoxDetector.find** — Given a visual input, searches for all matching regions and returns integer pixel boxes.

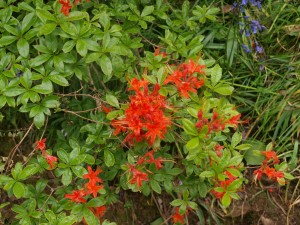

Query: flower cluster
[35,138,57,169]
[164,59,205,98]
[210,170,238,200]
[171,207,189,224]
[58,0,90,16]
[126,150,165,188]
[253,150,285,185]
[65,166,104,202]
[195,110,241,134]
[111,78,171,146]
[65,166,107,222]
[232,0,266,59]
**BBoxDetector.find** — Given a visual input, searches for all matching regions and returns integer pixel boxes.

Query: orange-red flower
[112,78,171,145]
[154,47,167,57]
[127,164,149,188]
[36,138,46,151]
[261,150,279,164]
[44,153,57,169]
[171,207,187,224]
[59,0,72,16]
[83,166,103,184]
[164,59,205,98]
[65,190,86,203]
[85,182,103,197]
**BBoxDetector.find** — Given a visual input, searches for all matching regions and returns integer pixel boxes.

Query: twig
[5,123,34,173]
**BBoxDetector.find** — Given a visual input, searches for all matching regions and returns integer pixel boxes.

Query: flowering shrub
[0,0,294,224]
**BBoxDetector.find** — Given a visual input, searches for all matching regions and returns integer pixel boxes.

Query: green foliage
[0,0,298,225]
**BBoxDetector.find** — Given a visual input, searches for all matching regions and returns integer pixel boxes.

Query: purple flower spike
[250,20,266,34]
[241,0,248,5]
[255,45,264,54]
[241,44,251,53]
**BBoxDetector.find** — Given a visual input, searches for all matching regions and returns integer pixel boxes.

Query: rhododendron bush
[0,0,294,224]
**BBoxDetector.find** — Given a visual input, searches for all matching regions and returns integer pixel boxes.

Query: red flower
[154,47,167,57]
[215,145,224,157]
[128,165,149,188]
[102,105,112,114]
[171,208,186,224]
[36,138,46,151]
[94,206,107,218]
[264,166,284,180]
[65,190,86,203]
[227,114,241,128]
[112,78,171,146]
[210,189,224,200]
[59,0,72,16]
[44,153,57,169]
[83,166,103,184]
[144,150,164,170]
[85,181,103,197]
[164,59,205,98]
[253,167,264,181]
[261,151,279,164]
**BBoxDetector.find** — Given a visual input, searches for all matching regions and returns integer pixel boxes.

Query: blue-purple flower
[250,20,266,34]
[242,44,251,53]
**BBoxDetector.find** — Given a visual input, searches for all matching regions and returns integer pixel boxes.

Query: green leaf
[13,182,25,199]
[34,112,45,129]
[86,198,106,208]
[36,9,56,22]
[31,80,53,94]
[21,12,36,34]
[200,170,215,178]
[62,169,72,186]
[0,36,17,46]
[4,87,26,97]
[210,64,222,86]
[213,84,234,95]
[45,211,56,224]
[227,178,243,191]
[182,118,198,136]
[235,144,251,150]
[86,52,102,63]
[105,94,119,108]
[141,6,154,17]
[42,96,60,108]
[62,40,76,53]
[104,149,115,167]
[231,132,242,148]
[17,38,29,58]
[99,54,112,80]
[0,96,6,109]
[57,149,69,164]
[60,22,78,35]
[4,25,18,36]
[71,166,87,178]
[150,179,161,194]
[39,23,56,35]
[221,193,231,207]
[65,11,88,21]
[170,199,184,207]
[186,137,199,150]
[49,75,69,86]
[83,207,100,225]
[19,165,39,180]
[30,54,52,67]
[228,155,243,166]
[20,69,32,89]
[76,39,87,57]
[57,216,77,225]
